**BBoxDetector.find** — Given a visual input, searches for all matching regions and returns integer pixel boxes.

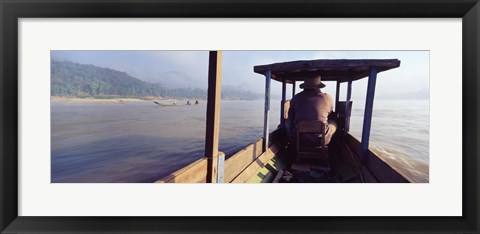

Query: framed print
[1,0,479,233]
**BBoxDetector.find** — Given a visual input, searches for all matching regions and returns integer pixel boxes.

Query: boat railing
[156,129,285,183]
[343,134,411,183]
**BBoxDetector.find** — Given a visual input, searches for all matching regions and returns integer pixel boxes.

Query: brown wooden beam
[254,59,400,74]
[231,143,282,183]
[224,139,263,183]
[155,158,208,183]
[205,51,223,183]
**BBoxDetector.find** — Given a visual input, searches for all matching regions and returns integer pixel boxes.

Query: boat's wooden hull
[156,128,410,183]
[249,131,410,183]
[343,134,410,183]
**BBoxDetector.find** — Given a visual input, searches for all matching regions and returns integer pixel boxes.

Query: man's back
[289,89,333,124]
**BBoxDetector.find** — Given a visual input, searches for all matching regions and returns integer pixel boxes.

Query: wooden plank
[272,170,284,183]
[276,69,361,79]
[205,51,223,183]
[361,167,378,183]
[231,144,281,183]
[155,158,208,183]
[254,59,401,84]
[157,129,281,183]
[224,129,282,183]
[249,147,290,183]
[365,151,410,183]
[224,139,263,183]
[344,134,409,183]
[345,134,362,158]
[254,59,400,74]
[244,145,284,183]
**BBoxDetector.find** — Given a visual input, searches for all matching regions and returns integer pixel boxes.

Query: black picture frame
[1,0,479,233]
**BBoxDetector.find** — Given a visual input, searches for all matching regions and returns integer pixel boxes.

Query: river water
[51,99,429,183]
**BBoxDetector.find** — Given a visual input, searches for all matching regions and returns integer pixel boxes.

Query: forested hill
[51,60,169,97]
[51,60,262,100]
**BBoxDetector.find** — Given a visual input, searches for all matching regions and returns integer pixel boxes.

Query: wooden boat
[156,52,411,183]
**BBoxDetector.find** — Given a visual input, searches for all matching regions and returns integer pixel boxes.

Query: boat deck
[251,134,364,183]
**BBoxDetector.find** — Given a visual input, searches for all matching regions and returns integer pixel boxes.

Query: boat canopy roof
[254,59,400,83]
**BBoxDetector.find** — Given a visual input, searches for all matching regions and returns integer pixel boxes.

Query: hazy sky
[51,50,429,100]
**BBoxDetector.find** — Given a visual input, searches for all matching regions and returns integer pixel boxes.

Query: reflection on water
[51,99,428,183]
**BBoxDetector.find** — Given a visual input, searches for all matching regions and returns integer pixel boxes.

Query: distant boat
[153,101,188,107]
[153,101,176,106]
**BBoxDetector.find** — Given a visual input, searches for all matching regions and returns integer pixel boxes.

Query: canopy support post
[292,81,296,97]
[360,67,378,161]
[205,51,223,183]
[263,70,271,152]
[345,80,352,132]
[280,79,286,128]
[335,81,340,112]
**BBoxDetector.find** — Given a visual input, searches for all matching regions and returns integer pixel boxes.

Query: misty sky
[51,50,429,100]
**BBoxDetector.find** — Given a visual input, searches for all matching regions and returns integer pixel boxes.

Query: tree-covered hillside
[51,60,168,97]
[51,60,261,100]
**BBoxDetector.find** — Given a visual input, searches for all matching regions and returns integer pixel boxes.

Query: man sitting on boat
[287,75,337,146]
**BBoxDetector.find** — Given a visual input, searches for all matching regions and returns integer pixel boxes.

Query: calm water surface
[51,99,428,183]
[350,100,429,182]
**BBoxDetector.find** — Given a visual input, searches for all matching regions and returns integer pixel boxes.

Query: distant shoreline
[50,96,264,104]
[51,96,187,104]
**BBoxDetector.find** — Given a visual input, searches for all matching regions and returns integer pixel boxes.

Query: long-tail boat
[156,51,411,183]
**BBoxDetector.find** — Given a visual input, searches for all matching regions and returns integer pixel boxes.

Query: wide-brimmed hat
[299,76,326,89]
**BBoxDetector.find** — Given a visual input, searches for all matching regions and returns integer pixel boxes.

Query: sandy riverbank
[51,96,187,104]
[51,96,148,104]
